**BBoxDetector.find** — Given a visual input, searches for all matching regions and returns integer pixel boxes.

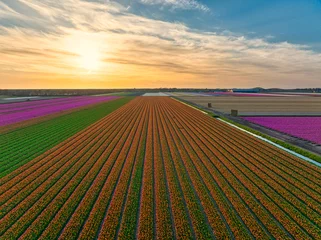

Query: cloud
[139,0,210,12]
[0,0,320,88]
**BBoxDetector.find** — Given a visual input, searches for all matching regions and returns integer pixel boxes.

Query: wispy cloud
[139,0,210,12]
[0,0,320,88]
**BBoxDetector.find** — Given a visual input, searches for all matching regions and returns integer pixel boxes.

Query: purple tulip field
[0,96,118,126]
[243,116,321,145]
[203,92,294,97]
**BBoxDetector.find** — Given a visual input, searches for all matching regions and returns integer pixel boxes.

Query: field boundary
[173,96,321,164]
[217,118,321,168]
[0,97,121,134]
[171,98,208,115]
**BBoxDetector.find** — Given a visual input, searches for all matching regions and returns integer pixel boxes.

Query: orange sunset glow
[1,0,321,89]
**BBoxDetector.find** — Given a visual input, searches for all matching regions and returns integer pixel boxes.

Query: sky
[0,0,321,89]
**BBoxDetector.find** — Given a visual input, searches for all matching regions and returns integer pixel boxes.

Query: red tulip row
[221,121,321,179]
[225,129,321,186]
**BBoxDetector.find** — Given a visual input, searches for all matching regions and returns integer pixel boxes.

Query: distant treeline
[0,88,320,96]
[0,89,180,96]
[262,88,321,93]
[0,89,218,96]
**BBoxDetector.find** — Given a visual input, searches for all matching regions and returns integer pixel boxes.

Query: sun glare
[79,49,101,72]
[65,32,104,73]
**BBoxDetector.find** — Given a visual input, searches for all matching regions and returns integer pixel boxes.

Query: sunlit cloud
[0,0,321,88]
[139,0,210,12]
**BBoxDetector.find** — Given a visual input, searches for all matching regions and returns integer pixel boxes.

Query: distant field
[166,92,209,97]
[0,96,59,104]
[180,96,321,116]
[272,92,321,97]
[143,92,169,96]
[1,97,321,239]
[203,92,299,97]
[243,116,321,145]
[0,96,118,127]
[94,92,144,96]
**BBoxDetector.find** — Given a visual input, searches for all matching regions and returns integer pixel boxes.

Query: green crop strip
[0,97,134,178]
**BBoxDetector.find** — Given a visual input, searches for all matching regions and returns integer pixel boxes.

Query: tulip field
[243,116,321,145]
[0,96,118,127]
[203,92,292,97]
[0,97,133,177]
[1,97,321,239]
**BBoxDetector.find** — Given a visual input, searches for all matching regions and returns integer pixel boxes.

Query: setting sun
[64,31,104,73]
[78,48,101,72]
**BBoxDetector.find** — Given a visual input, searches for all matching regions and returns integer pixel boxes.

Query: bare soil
[180,96,321,116]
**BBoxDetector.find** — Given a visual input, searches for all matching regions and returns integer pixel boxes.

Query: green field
[0,97,134,178]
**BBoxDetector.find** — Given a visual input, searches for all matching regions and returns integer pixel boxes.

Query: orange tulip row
[184,101,321,189]
[159,101,263,239]
[0,113,121,219]
[158,103,221,239]
[136,103,155,240]
[38,103,146,240]
[206,117,321,195]
[162,99,284,239]
[168,98,321,239]
[181,101,320,234]
[58,101,145,240]
[0,99,141,238]
[222,138,321,226]
[117,109,149,240]
[75,100,147,240]
[97,105,149,240]
[164,100,279,237]
[214,117,321,180]
[156,104,195,239]
[152,107,175,239]
[2,97,321,239]
[0,98,137,197]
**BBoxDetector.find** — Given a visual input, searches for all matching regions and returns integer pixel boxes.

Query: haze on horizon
[1,0,321,89]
